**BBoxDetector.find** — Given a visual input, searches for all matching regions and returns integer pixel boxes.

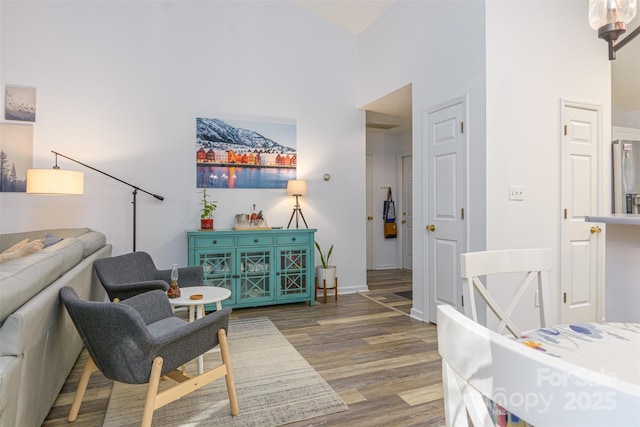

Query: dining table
[488,321,640,427]
[517,322,640,389]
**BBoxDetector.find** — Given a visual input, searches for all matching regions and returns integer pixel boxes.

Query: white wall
[359,0,611,325]
[485,0,611,330]
[612,105,640,128]
[611,12,640,129]
[0,1,368,292]
[358,0,487,321]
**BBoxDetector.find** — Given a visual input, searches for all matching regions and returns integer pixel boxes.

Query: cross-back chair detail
[460,248,552,338]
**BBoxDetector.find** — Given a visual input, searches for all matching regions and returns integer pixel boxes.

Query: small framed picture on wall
[5,85,37,122]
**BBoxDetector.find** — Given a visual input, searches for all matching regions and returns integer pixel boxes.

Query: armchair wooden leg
[218,329,239,416]
[141,357,164,427]
[68,355,99,422]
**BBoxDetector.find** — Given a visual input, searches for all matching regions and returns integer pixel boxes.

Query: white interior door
[366,154,374,270]
[561,101,603,323]
[401,154,413,270]
[426,99,466,323]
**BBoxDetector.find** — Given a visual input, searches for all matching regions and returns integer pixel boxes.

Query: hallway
[363,268,413,315]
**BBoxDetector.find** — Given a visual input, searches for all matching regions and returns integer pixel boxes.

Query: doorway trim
[396,151,412,270]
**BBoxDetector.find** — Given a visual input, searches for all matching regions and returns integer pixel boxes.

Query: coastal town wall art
[196,116,297,189]
[5,85,37,122]
[0,123,34,192]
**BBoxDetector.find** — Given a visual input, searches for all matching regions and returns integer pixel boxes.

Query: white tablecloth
[518,322,640,387]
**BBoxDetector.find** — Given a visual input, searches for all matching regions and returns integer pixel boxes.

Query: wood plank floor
[43,269,445,426]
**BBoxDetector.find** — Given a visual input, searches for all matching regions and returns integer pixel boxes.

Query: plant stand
[315,276,338,303]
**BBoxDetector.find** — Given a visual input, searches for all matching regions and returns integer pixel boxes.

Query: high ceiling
[292,0,397,34]
[293,1,639,128]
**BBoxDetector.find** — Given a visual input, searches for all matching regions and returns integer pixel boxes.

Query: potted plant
[200,187,217,230]
[314,241,336,289]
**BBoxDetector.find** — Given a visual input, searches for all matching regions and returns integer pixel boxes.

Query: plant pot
[316,265,336,289]
[200,218,214,230]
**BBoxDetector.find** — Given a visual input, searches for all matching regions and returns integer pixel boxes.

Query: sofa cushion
[41,238,84,274]
[0,252,63,325]
[43,233,63,248]
[77,231,107,258]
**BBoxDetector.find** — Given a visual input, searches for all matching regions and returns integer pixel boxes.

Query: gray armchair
[60,286,238,426]
[93,251,203,301]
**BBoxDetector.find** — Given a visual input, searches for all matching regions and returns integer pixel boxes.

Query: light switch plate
[509,185,525,201]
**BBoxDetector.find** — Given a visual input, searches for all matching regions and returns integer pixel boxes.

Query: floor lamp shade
[26,169,84,195]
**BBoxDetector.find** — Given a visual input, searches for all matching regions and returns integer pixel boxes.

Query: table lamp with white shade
[286,179,308,229]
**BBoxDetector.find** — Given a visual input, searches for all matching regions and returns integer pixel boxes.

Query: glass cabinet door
[238,248,273,302]
[277,247,309,300]
[196,249,235,303]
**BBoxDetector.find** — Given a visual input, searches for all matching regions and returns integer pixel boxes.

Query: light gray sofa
[0,228,112,427]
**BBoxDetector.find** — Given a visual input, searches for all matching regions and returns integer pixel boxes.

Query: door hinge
[461,295,464,307]
[563,292,567,303]
[564,124,567,136]
[460,121,464,134]
[564,209,567,219]
[461,208,465,219]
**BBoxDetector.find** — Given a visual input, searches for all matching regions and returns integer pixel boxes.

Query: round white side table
[168,286,231,373]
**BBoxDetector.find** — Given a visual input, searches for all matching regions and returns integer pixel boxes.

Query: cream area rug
[103,317,348,427]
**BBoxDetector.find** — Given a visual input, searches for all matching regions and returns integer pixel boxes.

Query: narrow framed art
[0,123,34,192]
[196,115,297,189]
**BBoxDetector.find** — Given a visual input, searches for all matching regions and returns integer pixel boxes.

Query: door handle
[367,216,373,221]
[590,226,602,234]
[426,224,436,232]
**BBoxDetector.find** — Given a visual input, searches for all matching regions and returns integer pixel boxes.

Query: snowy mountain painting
[5,86,36,122]
[196,116,297,189]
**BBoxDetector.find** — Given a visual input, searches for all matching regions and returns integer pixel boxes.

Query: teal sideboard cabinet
[187,229,316,309]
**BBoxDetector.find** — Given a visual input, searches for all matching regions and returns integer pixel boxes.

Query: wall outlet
[509,185,525,201]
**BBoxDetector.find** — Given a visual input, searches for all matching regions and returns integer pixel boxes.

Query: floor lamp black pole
[132,188,138,251]
[52,151,164,252]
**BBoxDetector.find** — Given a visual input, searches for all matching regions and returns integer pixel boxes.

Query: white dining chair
[460,248,552,338]
[437,304,640,427]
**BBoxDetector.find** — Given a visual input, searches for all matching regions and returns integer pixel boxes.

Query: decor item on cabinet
[200,186,217,230]
[233,206,270,230]
[589,0,639,60]
[286,179,309,229]
[383,187,397,238]
[26,151,164,251]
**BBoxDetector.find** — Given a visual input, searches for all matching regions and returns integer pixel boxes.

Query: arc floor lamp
[27,151,164,251]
